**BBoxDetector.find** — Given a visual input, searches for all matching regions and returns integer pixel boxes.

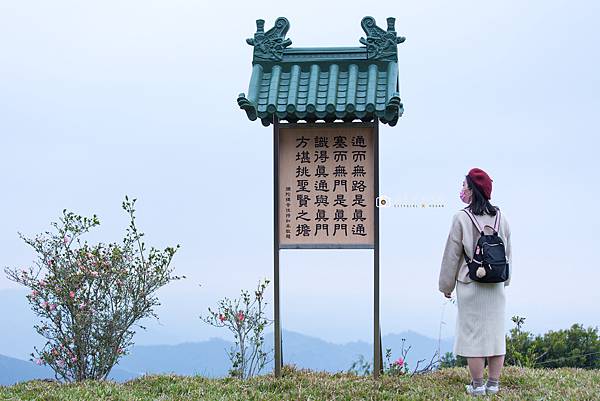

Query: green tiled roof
[237,17,405,127]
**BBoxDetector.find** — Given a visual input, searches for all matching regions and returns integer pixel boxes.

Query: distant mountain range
[0,354,137,385]
[0,329,452,385]
[0,354,53,385]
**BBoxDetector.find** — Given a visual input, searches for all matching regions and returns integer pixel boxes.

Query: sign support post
[274,116,283,378]
[374,120,382,379]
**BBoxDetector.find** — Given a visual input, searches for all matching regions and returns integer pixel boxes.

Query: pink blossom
[49,303,57,311]
[71,356,77,363]
[35,358,44,365]
[218,314,226,322]
[40,301,49,309]
[56,359,65,368]
[39,279,47,287]
[78,302,87,310]
[31,290,39,297]
[237,311,245,322]
[90,271,99,277]
[394,357,404,366]
[69,291,75,299]
[117,347,124,354]
[63,236,70,244]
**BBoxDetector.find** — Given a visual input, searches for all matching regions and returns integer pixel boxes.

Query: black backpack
[462,208,509,283]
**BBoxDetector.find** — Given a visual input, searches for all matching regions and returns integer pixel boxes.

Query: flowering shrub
[348,346,408,377]
[349,339,438,377]
[4,196,183,382]
[200,279,273,379]
[383,348,407,376]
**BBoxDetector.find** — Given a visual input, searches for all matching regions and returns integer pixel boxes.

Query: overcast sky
[1,0,599,351]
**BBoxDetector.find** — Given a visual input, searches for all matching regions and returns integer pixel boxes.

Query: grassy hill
[1,365,598,401]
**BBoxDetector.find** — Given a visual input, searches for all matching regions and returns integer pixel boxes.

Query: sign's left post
[273,117,283,378]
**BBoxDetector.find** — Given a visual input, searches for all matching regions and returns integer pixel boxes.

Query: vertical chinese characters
[280,127,373,247]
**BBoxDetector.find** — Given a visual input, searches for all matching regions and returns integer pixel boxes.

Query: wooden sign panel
[278,124,375,248]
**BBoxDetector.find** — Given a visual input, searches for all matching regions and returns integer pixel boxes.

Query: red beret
[468,168,493,200]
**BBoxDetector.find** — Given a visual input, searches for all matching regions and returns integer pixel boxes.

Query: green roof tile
[237,16,405,126]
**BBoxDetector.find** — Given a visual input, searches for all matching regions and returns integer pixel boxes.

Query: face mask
[460,188,472,204]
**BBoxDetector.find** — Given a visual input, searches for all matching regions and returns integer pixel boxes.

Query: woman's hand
[444,292,452,299]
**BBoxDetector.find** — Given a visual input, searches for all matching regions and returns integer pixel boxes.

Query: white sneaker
[465,382,487,396]
[486,382,500,395]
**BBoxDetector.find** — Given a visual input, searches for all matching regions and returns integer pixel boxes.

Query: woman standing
[439,167,512,396]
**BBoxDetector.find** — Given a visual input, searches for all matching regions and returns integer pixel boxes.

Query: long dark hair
[465,175,498,216]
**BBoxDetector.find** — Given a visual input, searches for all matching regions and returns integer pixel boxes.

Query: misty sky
[1,0,599,355]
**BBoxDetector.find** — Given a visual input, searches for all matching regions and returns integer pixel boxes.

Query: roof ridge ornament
[359,16,405,61]
[246,17,292,62]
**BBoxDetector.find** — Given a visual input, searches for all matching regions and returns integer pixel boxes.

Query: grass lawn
[1,364,598,400]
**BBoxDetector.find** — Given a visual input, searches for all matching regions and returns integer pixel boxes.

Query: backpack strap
[493,209,501,233]
[463,249,471,264]
[462,208,482,265]
[462,208,484,235]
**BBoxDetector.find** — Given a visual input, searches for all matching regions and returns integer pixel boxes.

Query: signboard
[278,124,375,248]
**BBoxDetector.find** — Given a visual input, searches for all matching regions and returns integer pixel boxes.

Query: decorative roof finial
[359,16,405,61]
[256,19,265,33]
[386,17,396,32]
[246,17,292,62]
